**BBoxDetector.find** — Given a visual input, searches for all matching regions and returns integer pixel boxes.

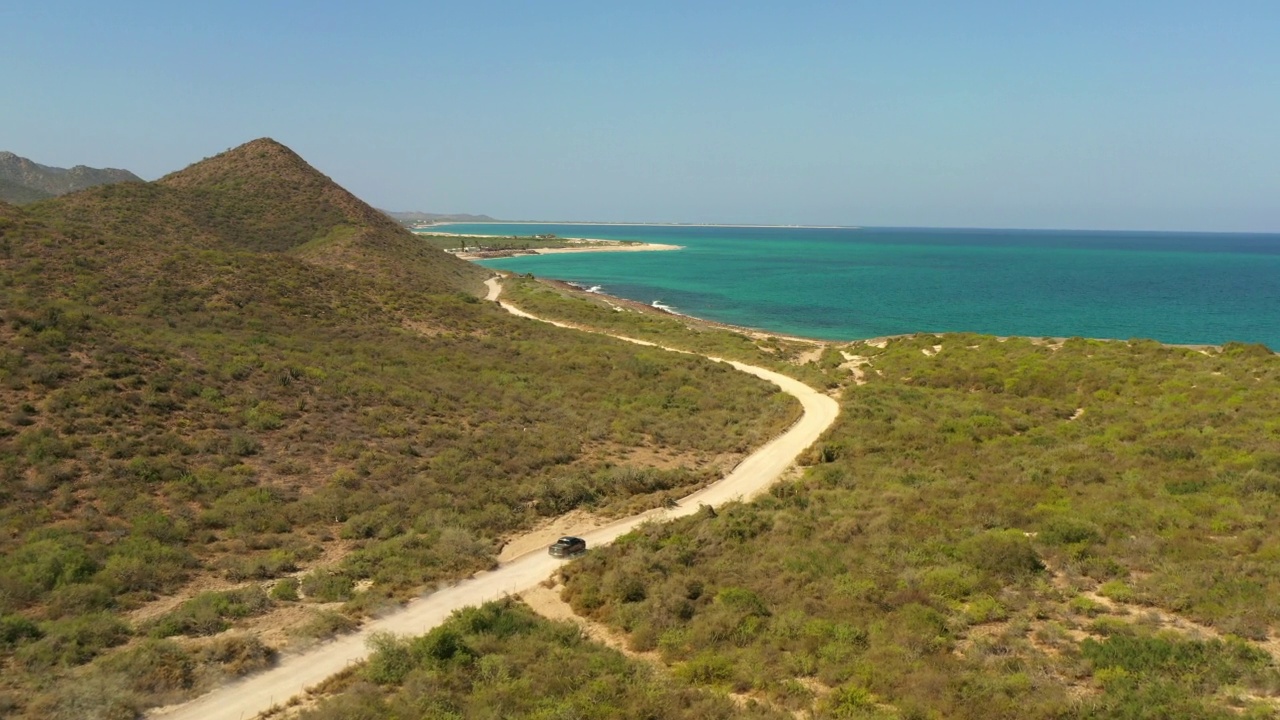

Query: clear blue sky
[4,1,1278,231]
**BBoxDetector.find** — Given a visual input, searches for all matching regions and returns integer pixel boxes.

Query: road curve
[150,278,839,720]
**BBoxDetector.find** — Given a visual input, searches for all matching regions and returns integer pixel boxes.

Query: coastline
[532,276,832,347]
[430,222,1280,350]
[535,242,682,254]
[451,238,681,261]
[489,272,1228,353]
[429,221,857,230]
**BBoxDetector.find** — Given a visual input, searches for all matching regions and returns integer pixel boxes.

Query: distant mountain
[0,176,53,204]
[382,210,496,224]
[0,150,142,203]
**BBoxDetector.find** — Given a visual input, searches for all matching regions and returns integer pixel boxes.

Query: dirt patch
[130,574,248,625]
[129,538,356,625]
[520,583,659,664]
[247,602,345,653]
[401,318,442,336]
[795,347,824,365]
[1029,338,1066,351]
[838,352,871,385]
[954,620,1014,656]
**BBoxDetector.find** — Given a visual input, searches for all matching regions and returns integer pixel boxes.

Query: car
[548,536,587,558]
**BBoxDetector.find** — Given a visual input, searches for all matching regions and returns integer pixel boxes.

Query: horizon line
[422,220,1280,236]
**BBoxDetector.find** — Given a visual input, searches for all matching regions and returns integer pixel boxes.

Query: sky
[4,1,1278,232]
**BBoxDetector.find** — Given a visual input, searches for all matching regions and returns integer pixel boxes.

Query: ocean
[434,223,1280,348]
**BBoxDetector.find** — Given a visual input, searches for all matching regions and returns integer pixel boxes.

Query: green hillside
[0,178,53,205]
[0,140,797,718]
[561,334,1280,719]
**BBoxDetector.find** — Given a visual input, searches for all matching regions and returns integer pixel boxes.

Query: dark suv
[548,536,587,558]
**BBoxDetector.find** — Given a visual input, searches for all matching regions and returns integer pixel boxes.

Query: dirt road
[151,278,838,720]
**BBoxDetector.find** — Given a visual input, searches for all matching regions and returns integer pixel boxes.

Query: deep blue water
[433,224,1280,347]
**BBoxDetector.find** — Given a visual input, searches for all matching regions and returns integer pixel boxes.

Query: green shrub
[1082,631,1273,693]
[149,586,272,637]
[0,535,98,602]
[194,634,276,676]
[820,685,880,719]
[1039,516,1102,546]
[100,638,195,695]
[222,548,299,581]
[270,577,300,601]
[292,610,358,640]
[0,614,43,648]
[964,594,1010,624]
[364,632,415,685]
[97,536,194,593]
[675,651,735,684]
[46,582,115,618]
[412,625,475,665]
[1097,580,1136,603]
[960,529,1044,583]
[17,612,131,669]
[300,570,354,602]
[716,587,770,617]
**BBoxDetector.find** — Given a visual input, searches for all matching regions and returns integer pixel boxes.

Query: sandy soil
[533,242,681,254]
[520,583,652,661]
[838,351,871,385]
[457,240,680,260]
[149,278,839,720]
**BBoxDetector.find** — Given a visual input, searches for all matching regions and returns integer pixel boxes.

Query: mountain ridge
[0,150,142,203]
[382,210,496,224]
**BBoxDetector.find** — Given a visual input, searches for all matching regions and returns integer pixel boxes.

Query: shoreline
[429,221,857,230]
[542,277,828,346]
[488,272,1229,353]
[450,238,682,261]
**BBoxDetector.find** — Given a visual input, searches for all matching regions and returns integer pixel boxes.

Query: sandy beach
[453,239,681,260]
[534,242,681,254]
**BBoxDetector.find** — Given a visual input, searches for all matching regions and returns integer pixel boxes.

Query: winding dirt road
[151,278,839,720]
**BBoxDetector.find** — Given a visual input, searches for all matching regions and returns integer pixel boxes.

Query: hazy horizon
[424,219,1280,236]
[5,2,1279,233]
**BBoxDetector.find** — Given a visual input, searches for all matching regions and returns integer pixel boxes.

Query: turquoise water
[437,223,1280,347]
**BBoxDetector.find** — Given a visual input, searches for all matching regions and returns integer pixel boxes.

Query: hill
[158,138,486,291]
[0,150,141,203]
[0,139,796,718]
[382,210,496,223]
[0,177,53,205]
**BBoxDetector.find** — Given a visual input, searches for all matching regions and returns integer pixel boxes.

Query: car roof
[557,536,583,543]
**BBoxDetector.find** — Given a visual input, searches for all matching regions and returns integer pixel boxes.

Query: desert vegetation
[0,141,798,717]
[295,599,788,719]
[561,333,1280,718]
